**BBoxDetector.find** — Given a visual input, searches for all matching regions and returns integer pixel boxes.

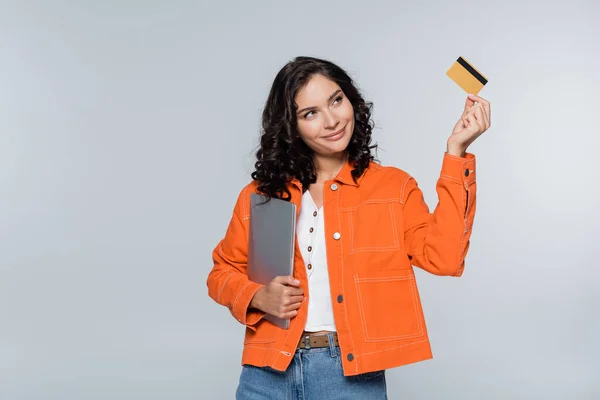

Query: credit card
[446,56,488,94]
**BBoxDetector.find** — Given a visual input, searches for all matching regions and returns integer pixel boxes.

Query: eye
[304,110,315,118]
[333,95,343,104]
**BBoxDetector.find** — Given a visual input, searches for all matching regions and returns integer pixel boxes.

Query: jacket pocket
[354,270,423,342]
[346,200,400,254]
[243,318,279,344]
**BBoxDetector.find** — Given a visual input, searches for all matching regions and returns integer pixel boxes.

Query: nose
[323,109,340,129]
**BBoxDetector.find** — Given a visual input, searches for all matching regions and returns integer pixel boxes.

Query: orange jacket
[207,152,477,376]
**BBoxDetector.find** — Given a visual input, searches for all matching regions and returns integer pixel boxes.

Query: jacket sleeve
[206,186,266,330]
[402,152,477,276]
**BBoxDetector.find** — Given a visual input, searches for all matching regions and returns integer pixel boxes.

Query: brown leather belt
[297,332,339,349]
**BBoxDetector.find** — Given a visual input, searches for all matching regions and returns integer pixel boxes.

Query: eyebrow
[296,89,342,115]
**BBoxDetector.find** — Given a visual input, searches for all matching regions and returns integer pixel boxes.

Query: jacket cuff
[246,309,267,330]
[441,152,476,186]
[232,281,266,331]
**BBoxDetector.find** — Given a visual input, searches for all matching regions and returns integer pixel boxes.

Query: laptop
[247,192,297,329]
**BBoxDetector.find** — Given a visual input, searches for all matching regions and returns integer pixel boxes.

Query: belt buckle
[303,335,311,349]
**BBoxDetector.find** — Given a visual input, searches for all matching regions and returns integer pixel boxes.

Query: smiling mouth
[323,127,345,138]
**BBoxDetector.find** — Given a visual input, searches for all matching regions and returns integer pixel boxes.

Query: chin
[322,140,351,156]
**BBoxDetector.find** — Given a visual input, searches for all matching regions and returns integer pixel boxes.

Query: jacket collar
[290,159,364,190]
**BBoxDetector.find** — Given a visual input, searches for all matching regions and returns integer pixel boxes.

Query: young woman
[207,56,491,399]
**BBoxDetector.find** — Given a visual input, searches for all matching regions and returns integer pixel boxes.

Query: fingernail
[294,279,300,285]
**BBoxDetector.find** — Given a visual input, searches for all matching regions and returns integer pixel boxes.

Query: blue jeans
[235,333,387,399]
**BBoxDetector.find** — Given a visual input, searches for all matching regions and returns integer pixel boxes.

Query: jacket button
[307,264,312,270]
[337,295,343,303]
[308,246,312,252]
[331,183,338,191]
[333,232,341,240]
[347,353,354,361]
[464,169,470,177]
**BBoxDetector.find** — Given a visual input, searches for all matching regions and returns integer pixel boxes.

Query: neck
[313,152,347,183]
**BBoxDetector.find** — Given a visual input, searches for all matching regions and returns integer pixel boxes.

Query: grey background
[1,1,598,399]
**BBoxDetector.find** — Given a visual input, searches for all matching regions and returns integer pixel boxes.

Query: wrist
[250,286,265,310]
[446,141,467,158]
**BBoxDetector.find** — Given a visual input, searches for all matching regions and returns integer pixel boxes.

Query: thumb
[463,95,476,112]
[285,275,301,286]
[273,275,300,286]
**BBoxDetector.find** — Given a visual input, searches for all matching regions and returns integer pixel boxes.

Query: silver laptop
[247,193,297,329]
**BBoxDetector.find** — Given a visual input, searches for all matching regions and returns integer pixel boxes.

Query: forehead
[295,74,341,106]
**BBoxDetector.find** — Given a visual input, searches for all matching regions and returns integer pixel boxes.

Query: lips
[323,127,345,139]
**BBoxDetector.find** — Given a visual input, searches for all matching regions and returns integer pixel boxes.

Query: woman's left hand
[447,94,491,156]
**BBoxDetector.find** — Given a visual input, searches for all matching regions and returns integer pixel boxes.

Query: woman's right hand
[250,276,305,319]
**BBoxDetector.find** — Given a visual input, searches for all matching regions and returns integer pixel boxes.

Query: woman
[207,56,491,399]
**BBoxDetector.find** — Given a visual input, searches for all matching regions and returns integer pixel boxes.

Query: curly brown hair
[251,56,377,200]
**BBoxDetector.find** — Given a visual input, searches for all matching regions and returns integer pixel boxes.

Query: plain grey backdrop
[1,1,598,399]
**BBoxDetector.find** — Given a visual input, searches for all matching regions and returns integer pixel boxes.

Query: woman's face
[294,74,355,159]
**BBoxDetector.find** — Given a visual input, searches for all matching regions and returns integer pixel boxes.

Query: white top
[296,190,337,332]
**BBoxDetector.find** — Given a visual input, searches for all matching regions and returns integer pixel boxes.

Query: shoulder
[364,161,414,184]
[230,180,261,220]
[360,161,421,200]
